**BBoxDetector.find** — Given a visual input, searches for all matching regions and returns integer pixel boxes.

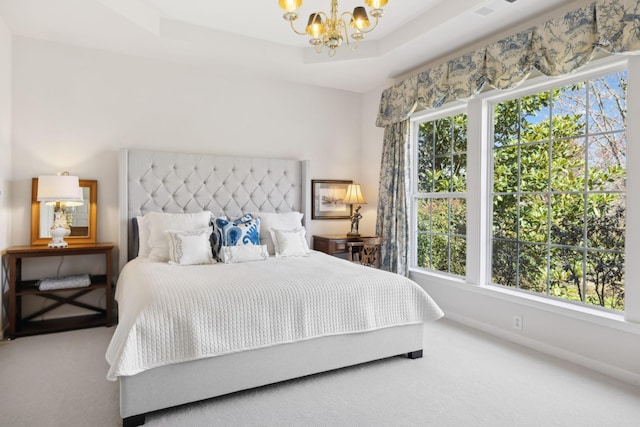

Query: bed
[108,149,444,427]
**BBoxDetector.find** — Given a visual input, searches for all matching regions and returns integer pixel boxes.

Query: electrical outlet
[513,315,523,330]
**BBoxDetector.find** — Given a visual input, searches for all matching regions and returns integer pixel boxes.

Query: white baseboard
[445,312,640,388]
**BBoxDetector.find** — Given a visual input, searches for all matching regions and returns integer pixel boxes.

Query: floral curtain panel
[376,0,640,127]
[376,120,410,275]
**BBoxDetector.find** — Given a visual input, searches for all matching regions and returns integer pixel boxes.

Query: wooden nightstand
[312,234,381,267]
[3,243,114,338]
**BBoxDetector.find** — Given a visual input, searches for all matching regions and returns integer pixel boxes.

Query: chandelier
[278,0,389,57]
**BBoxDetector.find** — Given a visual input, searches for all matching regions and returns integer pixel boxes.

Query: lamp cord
[56,256,64,278]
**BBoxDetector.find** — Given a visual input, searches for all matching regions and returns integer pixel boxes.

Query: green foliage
[416,197,466,275]
[416,72,626,312]
[491,77,626,311]
[416,113,468,276]
[418,114,467,194]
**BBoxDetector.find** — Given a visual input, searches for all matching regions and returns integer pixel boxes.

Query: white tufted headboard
[118,149,310,271]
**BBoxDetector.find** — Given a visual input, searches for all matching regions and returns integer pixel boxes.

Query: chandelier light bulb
[365,0,388,8]
[279,0,302,13]
[279,0,302,20]
[365,0,386,18]
[350,7,370,30]
[305,13,325,38]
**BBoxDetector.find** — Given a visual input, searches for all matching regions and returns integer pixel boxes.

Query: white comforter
[106,252,443,380]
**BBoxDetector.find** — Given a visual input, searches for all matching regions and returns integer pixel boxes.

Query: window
[413,110,467,277]
[409,64,630,314]
[491,71,627,311]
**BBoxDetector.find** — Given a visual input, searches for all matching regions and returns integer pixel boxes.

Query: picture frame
[311,179,353,219]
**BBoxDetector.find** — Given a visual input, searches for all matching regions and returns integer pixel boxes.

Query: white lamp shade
[343,184,367,205]
[37,175,84,203]
[65,186,85,207]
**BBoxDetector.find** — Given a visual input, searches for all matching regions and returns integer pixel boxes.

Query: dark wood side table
[3,243,114,338]
[312,234,380,262]
[346,237,383,268]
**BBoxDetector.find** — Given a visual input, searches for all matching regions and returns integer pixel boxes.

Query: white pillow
[146,211,213,261]
[136,215,151,258]
[167,228,215,266]
[269,227,310,258]
[251,211,304,255]
[220,244,269,264]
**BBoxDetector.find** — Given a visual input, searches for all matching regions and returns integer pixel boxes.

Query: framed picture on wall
[311,179,353,219]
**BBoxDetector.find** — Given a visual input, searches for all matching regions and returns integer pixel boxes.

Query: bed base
[120,323,424,426]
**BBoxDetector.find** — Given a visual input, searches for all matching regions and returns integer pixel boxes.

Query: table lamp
[343,183,367,237]
[37,172,84,248]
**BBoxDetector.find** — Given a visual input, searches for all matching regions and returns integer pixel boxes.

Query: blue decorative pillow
[212,214,261,260]
[211,216,226,258]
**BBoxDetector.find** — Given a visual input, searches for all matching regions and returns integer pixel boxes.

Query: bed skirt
[120,323,424,423]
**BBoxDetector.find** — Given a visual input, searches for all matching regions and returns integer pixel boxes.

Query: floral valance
[376,0,640,127]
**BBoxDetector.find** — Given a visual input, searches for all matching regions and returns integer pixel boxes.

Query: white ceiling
[0,0,576,93]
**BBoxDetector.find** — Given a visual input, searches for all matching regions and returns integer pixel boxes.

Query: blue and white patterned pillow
[210,216,226,258]
[212,214,261,260]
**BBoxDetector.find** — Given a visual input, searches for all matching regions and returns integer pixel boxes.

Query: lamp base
[48,235,69,248]
[48,222,69,248]
[48,239,68,248]
[348,203,363,239]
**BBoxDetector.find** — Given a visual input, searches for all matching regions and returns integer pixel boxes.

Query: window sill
[409,268,640,336]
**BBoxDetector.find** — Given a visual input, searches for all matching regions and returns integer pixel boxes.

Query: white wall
[0,16,12,335]
[11,36,363,249]
[358,86,385,237]
[9,36,363,319]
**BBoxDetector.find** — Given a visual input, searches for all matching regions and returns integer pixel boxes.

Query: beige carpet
[1,319,639,427]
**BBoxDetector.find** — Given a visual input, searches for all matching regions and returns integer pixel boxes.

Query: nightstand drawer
[313,235,349,255]
[312,235,380,266]
[330,240,348,253]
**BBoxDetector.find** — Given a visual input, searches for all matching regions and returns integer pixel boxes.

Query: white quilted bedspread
[106,252,443,380]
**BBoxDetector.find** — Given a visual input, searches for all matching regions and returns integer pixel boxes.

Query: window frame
[408,56,638,323]
[410,102,468,278]
[484,61,628,312]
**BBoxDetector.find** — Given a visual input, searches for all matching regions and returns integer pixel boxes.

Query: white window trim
[409,55,640,326]
[410,101,468,276]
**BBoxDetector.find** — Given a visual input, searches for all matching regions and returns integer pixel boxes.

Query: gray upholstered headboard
[118,149,310,271]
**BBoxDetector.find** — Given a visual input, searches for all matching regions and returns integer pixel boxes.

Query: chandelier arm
[340,11,354,21]
[343,24,362,52]
[288,19,308,36]
[339,11,380,36]
[356,15,380,34]
[315,11,329,21]
[288,10,329,36]
[341,20,351,49]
